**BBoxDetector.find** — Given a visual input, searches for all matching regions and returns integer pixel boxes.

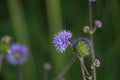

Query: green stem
[18,64,23,80]
[89,27,97,35]
[88,1,96,80]
[44,70,48,80]
[79,57,86,80]
[82,58,90,76]
[69,42,90,80]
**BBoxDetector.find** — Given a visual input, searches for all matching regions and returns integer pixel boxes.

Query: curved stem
[81,65,86,80]
[69,41,90,80]
[55,41,77,80]
[82,58,90,76]
[55,55,77,80]
[88,1,96,80]
[79,57,86,80]
[68,41,74,51]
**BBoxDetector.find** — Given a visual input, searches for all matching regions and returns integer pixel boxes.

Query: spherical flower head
[53,30,72,53]
[6,44,29,65]
[73,37,91,57]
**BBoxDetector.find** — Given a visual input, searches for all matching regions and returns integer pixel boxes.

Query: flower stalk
[0,54,4,71]
[79,57,87,80]
[88,1,96,80]
[18,64,23,80]
[55,55,77,80]
[44,62,51,80]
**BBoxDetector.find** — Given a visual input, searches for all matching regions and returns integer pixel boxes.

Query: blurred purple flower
[44,62,51,70]
[53,30,72,53]
[89,0,96,2]
[6,44,28,65]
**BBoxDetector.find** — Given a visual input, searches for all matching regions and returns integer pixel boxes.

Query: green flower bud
[73,37,91,57]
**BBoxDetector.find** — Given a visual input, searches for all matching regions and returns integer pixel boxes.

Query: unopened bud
[94,20,102,28]
[94,59,100,67]
[83,26,90,33]
[44,62,51,70]
[1,36,11,44]
[73,37,91,57]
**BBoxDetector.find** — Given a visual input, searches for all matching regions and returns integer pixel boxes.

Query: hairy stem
[88,1,96,80]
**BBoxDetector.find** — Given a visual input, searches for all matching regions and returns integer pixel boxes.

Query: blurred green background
[0,0,120,80]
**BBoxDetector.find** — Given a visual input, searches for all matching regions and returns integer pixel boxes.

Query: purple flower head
[53,30,72,53]
[6,44,28,65]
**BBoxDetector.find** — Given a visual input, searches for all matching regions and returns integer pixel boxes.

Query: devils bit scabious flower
[6,44,28,65]
[73,37,91,57]
[53,30,72,53]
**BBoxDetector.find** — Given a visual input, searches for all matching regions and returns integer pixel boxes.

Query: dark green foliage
[0,0,120,80]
